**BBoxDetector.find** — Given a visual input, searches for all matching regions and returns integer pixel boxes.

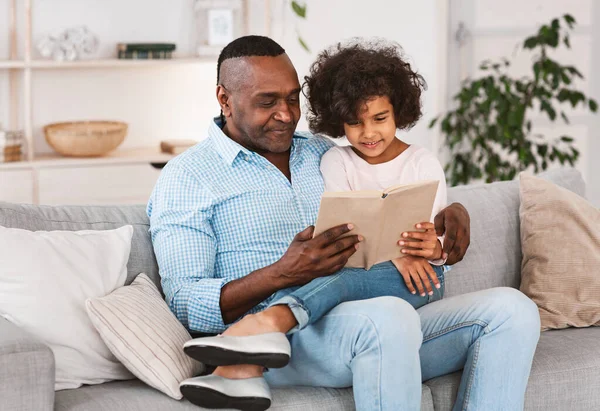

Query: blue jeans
[269,261,445,331]
[263,287,540,411]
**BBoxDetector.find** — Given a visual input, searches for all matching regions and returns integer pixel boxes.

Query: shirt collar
[209,117,309,166]
[209,118,252,166]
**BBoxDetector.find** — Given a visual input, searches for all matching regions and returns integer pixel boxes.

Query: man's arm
[220,224,360,324]
[434,203,471,265]
[149,164,360,332]
[149,164,230,334]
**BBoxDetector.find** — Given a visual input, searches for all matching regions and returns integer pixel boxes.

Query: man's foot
[183,306,297,378]
[222,305,297,337]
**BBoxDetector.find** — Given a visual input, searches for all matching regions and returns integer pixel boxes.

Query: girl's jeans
[269,261,446,332]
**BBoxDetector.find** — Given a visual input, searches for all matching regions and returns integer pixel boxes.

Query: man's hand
[273,224,361,288]
[391,256,441,297]
[398,222,443,260]
[434,203,470,265]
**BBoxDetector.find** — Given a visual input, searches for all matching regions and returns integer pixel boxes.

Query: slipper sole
[180,384,271,411]
[184,344,290,368]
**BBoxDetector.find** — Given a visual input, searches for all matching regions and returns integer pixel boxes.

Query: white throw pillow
[0,225,135,390]
[86,273,204,399]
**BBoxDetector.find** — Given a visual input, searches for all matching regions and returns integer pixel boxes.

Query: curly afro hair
[303,39,426,138]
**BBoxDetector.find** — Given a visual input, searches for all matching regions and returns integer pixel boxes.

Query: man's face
[219,54,301,154]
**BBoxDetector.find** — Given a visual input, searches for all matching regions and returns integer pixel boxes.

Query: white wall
[271,0,446,153]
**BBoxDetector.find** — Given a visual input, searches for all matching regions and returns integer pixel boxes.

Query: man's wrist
[268,260,295,289]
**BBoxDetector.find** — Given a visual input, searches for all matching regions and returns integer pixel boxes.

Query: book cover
[314,180,439,269]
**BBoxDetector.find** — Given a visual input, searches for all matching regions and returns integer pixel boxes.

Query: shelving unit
[0,0,262,204]
[2,0,217,167]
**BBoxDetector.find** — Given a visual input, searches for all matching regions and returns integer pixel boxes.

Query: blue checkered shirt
[147,119,334,333]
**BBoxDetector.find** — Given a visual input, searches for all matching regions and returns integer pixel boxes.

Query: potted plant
[430,15,598,186]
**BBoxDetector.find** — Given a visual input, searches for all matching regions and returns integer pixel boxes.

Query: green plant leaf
[565,66,583,78]
[560,111,570,124]
[540,100,557,120]
[564,14,576,28]
[297,36,310,52]
[291,1,307,18]
[560,136,574,143]
[551,19,560,30]
[564,35,571,48]
[428,118,438,128]
[590,99,598,112]
[524,36,538,49]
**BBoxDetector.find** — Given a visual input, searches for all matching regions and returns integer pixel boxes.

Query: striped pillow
[86,273,204,399]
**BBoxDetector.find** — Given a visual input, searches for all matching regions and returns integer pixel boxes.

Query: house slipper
[183,332,290,368]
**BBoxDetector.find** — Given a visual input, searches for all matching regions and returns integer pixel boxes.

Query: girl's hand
[391,255,441,297]
[398,222,443,260]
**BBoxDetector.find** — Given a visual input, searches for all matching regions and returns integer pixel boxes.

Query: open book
[314,180,439,270]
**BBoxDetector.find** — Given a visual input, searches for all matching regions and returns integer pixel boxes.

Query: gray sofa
[1,167,599,411]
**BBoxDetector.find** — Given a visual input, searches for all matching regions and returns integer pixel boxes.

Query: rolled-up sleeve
[147,164,227,333]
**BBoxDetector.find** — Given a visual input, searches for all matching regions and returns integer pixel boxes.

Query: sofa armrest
[0,316,55,411]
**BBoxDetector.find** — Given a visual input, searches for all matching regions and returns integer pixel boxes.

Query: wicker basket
[43,121,128,157]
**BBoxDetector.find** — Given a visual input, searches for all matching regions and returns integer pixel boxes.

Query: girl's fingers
[424,263,441,289]
[399,240,436,250]
[410,269,426,296]
[401,248,431,258]
[402,272,417,294]
[415,222,435,230]
[391,259,417,295]
[416,265,433,295]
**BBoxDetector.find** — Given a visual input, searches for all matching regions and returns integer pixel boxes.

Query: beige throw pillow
[86,274,204,399]
[519,173,600,331]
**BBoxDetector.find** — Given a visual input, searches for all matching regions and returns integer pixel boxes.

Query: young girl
[182,40,448,410]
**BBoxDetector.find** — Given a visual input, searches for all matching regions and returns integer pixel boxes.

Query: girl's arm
[415,153,448,265]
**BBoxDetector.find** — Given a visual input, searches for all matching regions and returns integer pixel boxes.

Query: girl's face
[343,95,402,164]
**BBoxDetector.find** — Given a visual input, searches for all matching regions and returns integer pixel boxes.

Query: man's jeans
[264,287,541,411]
[269,261,446,331]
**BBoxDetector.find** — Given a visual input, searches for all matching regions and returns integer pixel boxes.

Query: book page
[375,180,439,266]
[314,195,383,269]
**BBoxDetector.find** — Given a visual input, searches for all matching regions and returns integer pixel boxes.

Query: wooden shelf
[29,58,213,69]
[0,146,176,170]
[0,58,213,70]
[0,60,25,69]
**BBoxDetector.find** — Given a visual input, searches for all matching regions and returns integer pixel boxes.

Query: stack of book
[117,43,176,59]
[0,129,24,163]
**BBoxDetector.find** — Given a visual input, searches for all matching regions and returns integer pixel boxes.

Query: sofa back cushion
[0,202,160,289]
[0,167,586,300]
[445,168,585,298]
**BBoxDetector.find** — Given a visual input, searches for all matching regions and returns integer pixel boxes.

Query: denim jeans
[263,287,541,411]
[269,261,445,331]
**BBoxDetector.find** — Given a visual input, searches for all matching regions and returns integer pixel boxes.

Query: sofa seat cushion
[54,379,435,411]
[423,327,600,411]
